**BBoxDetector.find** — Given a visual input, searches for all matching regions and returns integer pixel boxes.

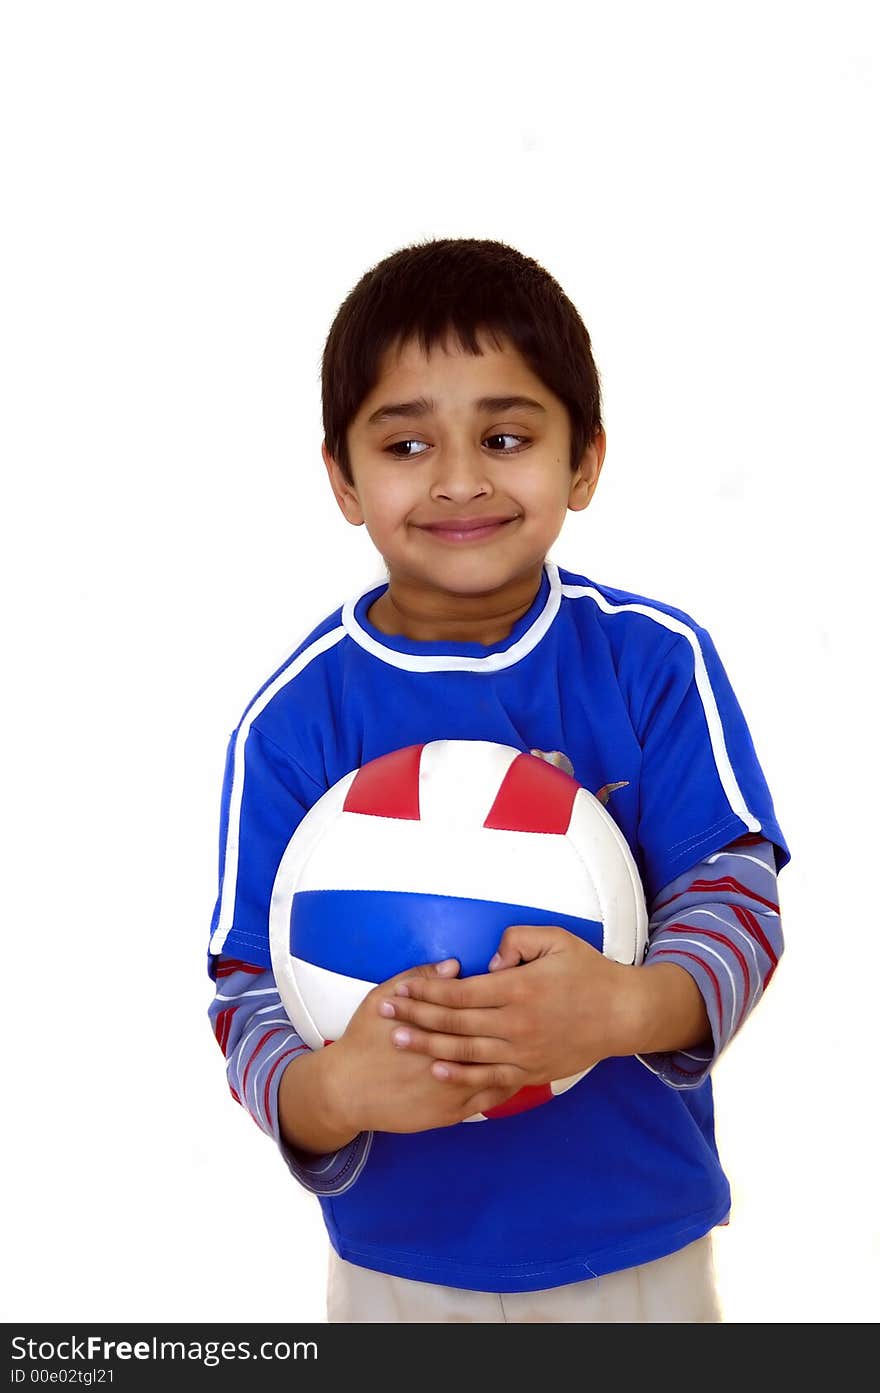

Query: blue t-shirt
[208,558,790,1292]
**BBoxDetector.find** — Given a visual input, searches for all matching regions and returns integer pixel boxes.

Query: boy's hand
[325,958,524,1135]
[377,925,646,1090]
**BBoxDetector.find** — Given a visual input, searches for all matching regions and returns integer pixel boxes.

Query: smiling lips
[418,516,518,542]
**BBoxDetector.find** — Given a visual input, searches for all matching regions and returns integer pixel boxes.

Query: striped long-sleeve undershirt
[207,833,783,1195]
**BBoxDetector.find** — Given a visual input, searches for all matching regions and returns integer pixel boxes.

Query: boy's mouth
[417,516,518,543]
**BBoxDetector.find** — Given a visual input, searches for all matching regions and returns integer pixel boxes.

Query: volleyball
[268,739,648,1121]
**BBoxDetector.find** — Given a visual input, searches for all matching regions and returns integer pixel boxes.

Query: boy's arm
[208,956,371,1195]
[636,833,783,1086]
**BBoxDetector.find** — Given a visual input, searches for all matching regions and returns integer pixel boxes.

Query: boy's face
[322,330,604,641]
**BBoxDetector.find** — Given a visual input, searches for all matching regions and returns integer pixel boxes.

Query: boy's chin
[390,558,540,593]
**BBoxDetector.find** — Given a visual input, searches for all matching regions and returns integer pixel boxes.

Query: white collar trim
[341,561,562,672]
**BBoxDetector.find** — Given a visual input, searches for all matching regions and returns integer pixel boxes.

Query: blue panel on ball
[290,889,604,981]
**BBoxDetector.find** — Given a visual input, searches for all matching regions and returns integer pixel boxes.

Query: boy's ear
[322,441,366,526]
[568,427,606,513]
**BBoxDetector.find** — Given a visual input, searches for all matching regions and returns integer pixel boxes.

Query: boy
[207,237,789,1322]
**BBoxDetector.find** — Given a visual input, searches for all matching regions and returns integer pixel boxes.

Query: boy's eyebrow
[366,394,548,426]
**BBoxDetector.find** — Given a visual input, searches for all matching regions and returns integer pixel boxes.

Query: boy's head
[321,238,603,488]
[319,238,607,631]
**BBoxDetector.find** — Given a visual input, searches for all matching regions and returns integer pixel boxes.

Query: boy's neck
[367,568,544,647]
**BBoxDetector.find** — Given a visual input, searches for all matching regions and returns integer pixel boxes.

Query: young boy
[206,237,789,1322]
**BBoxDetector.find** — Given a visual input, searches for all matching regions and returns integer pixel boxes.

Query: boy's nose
[429,449,494,502]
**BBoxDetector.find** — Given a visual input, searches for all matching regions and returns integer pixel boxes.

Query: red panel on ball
[343,744,424,820]
[482,1083,555,1119]
[483,752,578,833]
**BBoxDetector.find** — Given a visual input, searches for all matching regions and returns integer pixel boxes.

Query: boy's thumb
[489,924,558,969]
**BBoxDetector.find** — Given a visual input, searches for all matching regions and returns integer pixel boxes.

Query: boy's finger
[392,971,509,1009]
[380,995,504,1039]
[390,1026,503,1064]
[383,958,460,993]
[406,958,460,980]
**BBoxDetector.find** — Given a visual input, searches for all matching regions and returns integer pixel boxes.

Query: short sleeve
[207,723,325,976]
[634,626,790,905]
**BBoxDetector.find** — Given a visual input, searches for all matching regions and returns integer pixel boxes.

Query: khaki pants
[326,1233,722,1322]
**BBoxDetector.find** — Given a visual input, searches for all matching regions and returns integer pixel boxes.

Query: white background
[2,1,877,1324]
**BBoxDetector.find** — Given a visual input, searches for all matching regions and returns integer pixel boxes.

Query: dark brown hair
[321,237,603,486]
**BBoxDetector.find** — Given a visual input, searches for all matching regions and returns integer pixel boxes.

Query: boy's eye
[385,433,528,459]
